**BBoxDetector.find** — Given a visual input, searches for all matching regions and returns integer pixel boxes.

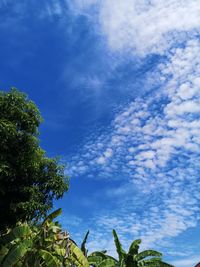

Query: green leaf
[0,246,9,263]
[136,250,162,261]
[2,239,32,267]
[42,208,62,225]
[98,258,118,267]
[54,246,66,257]
[88,254,118,267]
[39,249,61,267]
[70,241,89,267]
[128,239,141,256]
[139,257,172,266]
[49,225,60,234]
[112,229,126,262]
[89,251,108,259]
[12,224,32,239]
[120,258,125,267]
[88,255,104,266]
[81,230,89,256]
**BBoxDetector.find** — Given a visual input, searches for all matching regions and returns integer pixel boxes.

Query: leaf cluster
[0,209,89,267]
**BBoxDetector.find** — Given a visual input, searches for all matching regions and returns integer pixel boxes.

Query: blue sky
[0,1,200,266]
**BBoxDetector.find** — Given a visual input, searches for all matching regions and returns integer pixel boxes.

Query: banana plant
[79,230,174,267]
[0,208,66,267]
[80,231,116,267]
[0,209,88,267]
[112,229,174,267]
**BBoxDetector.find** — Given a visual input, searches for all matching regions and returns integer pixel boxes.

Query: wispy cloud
[68,39,200,181]
[71,0,200,56]
[67,41,200,259]
[66,2,200,258]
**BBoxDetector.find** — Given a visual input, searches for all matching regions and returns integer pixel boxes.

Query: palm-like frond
[88,255,104,266]
[81,230,89,256]
[112,229,126,262]
[136,250,162,261]
[1,239,33,267]
[138,257,174,267]
[98,258,118,267]
[42,208,62,225]
[70,241,89,267]
[128,239,141,256]
[39,249,62,267]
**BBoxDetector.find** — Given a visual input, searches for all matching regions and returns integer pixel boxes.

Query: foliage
[80,230,174,267]
[0,209,88,267]
[0,210,174,267]
[0,88,68,231]
[0,209,64,266]
[111,229,174,267]
[88,251,117,267]
[81,230,90,257]
[68,241,89,267]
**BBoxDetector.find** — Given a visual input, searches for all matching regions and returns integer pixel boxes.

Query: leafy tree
[0,88,68,232]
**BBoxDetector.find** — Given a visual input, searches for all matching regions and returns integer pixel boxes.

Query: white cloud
[65,0,200,263]
[69,39,200,178]
[96,156,106,164]
[103,0,200,55]
[72,0,200,56]
[104,148,113,158]
[67,38,200,259]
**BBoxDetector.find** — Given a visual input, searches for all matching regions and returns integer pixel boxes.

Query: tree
[0,88,68,232]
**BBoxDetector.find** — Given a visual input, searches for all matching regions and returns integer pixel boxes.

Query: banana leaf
[112,230,126,262]
[81,230,89,256]
[135,250,162,261]
[1,239,33,267]
[42,208,62,225]
[70,241,89,267]
[39,249,62,267]
[128,239,141,256]
[98,258,118,267]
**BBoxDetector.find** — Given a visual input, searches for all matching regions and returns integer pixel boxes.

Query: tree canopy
[0,88,68,232]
